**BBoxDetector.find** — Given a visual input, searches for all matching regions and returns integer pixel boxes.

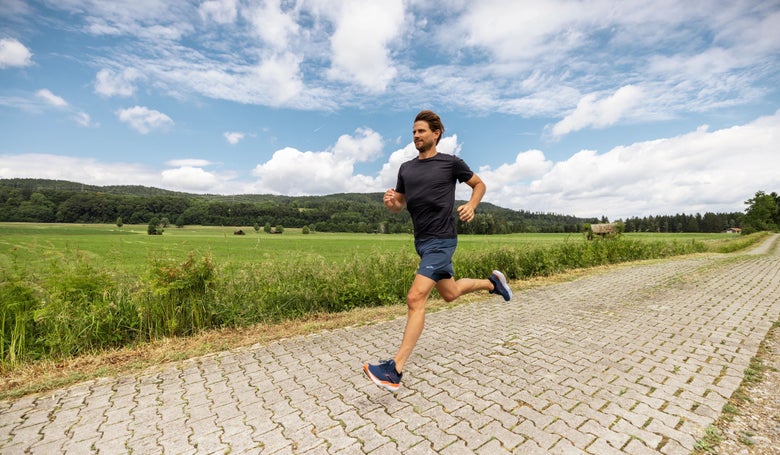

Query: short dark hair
[415,110,445,144]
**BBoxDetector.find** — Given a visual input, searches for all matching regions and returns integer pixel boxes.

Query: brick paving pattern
[1,235,779,454]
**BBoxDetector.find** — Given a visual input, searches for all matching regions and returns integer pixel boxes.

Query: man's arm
[456,173,486,222]
[383,188,406,213]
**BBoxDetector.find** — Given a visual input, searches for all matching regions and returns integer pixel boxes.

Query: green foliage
[694,425,722,454]
[147,217,162,235]
[0,270,38,364]
[455,237,708,281]
[140,254,217,338]
[742,190,779,234]
[33,254,134,358]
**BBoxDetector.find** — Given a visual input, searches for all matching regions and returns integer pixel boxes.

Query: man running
[364,110,512,392]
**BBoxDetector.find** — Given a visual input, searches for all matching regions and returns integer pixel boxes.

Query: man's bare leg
[393,274,436,372]
[436,277,493,302]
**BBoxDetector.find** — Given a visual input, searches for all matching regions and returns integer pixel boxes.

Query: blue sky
[1,0,779,220]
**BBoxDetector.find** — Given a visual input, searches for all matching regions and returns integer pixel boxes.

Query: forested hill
[0,178,742,234]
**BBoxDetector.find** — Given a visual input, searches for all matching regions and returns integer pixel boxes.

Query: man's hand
[457,203,476,222]
[384,188,405,213]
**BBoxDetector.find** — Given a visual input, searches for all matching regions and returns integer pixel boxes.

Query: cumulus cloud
[116,106,173,134]
[484,109,780,219]
[250,128,385,195]
[550,85,644,138]
[0,38,33,68]
[161,166,220,192]
[327,0,404,92]
[94,68,142,97]
[243,0,299,51]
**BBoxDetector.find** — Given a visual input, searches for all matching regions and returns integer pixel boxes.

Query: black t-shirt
[396,153,474,239]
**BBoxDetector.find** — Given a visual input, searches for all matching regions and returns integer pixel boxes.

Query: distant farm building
[585,223,621,240]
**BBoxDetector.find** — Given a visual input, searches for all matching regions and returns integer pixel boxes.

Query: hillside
[2,178,741,234]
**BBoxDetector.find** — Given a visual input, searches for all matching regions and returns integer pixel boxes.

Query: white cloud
[550,85,644,138]
[483,110,780,219]
[198,0,237,24]
[51,0,193,41]
[243,0,299,51]
[224,132,245,144]
[73,111,95,127]
[327,0,404,92]
[166,159,214,167]
[250,128,386,195]
[116,106,173,134]
[249,54,305,105]
[451,0,593,62]
[161,166,219,191]
[331,127,383,162]
[95,68,142,97]
[30,89,97,127]
[0,154,160,186]
[35,89,68,107]
[21,1,777,117]
[0,38,33,68]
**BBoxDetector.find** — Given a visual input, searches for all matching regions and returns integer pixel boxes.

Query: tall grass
[0,234,763,368]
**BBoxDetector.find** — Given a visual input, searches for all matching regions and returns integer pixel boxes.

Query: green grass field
[0,222,740,276]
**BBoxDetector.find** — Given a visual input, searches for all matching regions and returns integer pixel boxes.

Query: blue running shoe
[364,359,402,392]
[489,270,512,301]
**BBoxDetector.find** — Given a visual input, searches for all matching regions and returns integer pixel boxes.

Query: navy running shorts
[414,238,457,282]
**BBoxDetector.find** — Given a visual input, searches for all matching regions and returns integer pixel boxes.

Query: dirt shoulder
[703,320,780,454]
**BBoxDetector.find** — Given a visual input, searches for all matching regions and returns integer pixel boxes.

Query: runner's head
[415,110,444,145]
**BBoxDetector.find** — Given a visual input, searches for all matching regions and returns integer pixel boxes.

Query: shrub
[33,253,134,358]
[0,275,38,364]
[139,253,217,338]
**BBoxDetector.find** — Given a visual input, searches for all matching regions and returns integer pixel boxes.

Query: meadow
[0,223,766,371]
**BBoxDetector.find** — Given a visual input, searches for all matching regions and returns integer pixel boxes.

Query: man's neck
[417,147,438,160]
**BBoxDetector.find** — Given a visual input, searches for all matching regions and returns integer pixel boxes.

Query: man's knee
[406,290,427,309]
[435,279,460,302]
[440,292,458,303]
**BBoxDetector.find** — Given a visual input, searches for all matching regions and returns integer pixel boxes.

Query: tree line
[0,179,773,235]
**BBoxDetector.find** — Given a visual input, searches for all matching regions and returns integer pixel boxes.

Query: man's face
[413,120,439,153]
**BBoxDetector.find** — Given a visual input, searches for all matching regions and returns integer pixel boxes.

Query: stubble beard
[415,140,433,154]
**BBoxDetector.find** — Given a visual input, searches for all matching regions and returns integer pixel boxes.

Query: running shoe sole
[492,270,513,301]
[363,364,401,392]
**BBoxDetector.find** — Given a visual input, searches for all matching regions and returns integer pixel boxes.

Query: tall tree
[742,191,779,234]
